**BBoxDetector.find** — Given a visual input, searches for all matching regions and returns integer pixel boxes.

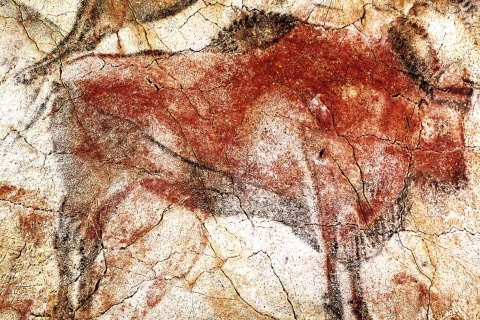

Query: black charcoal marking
[209,10,296,53]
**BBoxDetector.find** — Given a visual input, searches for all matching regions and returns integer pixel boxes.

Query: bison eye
[319,149,325,158]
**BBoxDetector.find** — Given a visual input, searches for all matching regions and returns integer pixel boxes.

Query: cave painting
[4,0,476,319]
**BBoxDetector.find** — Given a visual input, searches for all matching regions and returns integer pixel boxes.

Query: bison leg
[322,229,345,319]
[345,234,371,320]
[322,226,371,320]
[322,225,372,320]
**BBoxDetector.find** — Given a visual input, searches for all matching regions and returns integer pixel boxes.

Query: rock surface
[0,0,479,319]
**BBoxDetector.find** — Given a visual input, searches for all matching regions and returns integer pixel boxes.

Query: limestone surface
[0,0,479,319]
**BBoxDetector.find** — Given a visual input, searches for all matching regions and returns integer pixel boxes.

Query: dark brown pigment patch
[210,10,297,52]
[388,17,441,93]
[57,22,472,319]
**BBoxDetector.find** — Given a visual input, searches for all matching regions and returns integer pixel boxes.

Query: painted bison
[38,10,472,319]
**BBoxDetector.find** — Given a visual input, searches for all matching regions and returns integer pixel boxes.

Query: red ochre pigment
[66,23,471,318]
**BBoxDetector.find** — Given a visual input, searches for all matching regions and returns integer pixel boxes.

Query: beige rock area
[0,0,479,319]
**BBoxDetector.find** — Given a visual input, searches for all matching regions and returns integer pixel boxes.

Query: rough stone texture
[0,0,479,319]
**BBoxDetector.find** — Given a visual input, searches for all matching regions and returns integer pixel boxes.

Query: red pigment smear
[75,23,469,219]
[69,23,471,316]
